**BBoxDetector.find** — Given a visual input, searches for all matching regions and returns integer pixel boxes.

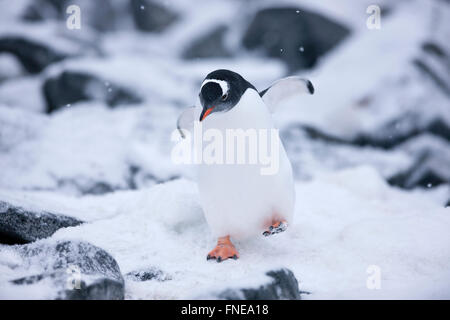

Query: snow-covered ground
[1,167,449,299]
[0,0,449,299]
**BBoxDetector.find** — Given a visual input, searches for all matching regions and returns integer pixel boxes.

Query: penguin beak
[199,106,214,121]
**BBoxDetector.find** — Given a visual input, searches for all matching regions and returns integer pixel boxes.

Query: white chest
[195,89,295,238]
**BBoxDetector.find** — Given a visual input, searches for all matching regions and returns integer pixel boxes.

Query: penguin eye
[221,93,228,101]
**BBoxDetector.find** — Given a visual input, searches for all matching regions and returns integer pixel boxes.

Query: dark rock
[126,164,180,190]
[414,41,450,97]
[81,182,116,195]
[0,37,67,74]
[12,273,47,285]
[306,113,450,151]
[10,240,124,300]
[300,124,351,145]
[55,177,121,196]
[281,123,450,190]
[422,41,448,59]
[413,59,450,97]
[183,26,232,59]
[131,0,179,33]
[242,7,350,71]
[43,70,142,113]
[387,135,450,189]
[0,200,83,245]
[125,267,171,282]
[210,268,301,300]
[388,153,448,189]
[281,124,416,182]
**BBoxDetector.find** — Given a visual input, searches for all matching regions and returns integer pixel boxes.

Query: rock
[203,268,301,300]
[388,135,450,189]
[242,7,350,71]
[182,26,232,59]
[0,200,83,245]
[23,0,120,32]
[55,178,119,196]
[281,124,414,182]
[9,240,124,299]
[0,37,67,74]
[125,267,171,282]
[413,41,450,97]
[349,39,450,150]
[352,117,450,149]
[131,0,179,33]
[43,70,142,113]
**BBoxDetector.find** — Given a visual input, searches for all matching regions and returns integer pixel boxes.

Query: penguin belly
[197,89,295,239]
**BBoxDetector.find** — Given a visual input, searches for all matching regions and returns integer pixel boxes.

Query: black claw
[217,257,222,263]
[232,255,238,260]
[263,231,270,237]
[207,255,214,260]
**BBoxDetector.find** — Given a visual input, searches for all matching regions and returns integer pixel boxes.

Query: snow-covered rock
[281,125,414,181]
[182,26,231,60]
[0,240,124,299]
[131,0,179,33]
[243,6,350,71]
[0,36,67,74]
[388,134,450,189]
[43,70,142,113]
[201,268,302,300]
[0,200,82,244]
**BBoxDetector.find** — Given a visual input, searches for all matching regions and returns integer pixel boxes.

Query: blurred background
[0,0,448,202]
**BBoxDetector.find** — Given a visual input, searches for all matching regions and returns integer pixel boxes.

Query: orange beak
[199,107,214,121]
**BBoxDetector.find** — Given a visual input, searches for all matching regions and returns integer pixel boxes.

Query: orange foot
[263,220,288,237]
[207,236,239,263]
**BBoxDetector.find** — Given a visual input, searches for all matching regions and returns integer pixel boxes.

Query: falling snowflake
[299,46,304,52]
[140,5,145,10]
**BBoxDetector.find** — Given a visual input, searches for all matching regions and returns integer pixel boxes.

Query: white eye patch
[201,79,229,96]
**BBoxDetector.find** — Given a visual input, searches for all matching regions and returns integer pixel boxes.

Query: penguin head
[199,69,255,121]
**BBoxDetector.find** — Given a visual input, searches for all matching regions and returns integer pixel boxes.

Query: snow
[0,77,45,113]
[1,167,449,299]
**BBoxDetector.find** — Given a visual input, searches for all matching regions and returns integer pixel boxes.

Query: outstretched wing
[176,106,197,139]
[259,77,314,113]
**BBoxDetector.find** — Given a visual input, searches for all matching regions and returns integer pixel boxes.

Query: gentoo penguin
[177,69,314,262]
